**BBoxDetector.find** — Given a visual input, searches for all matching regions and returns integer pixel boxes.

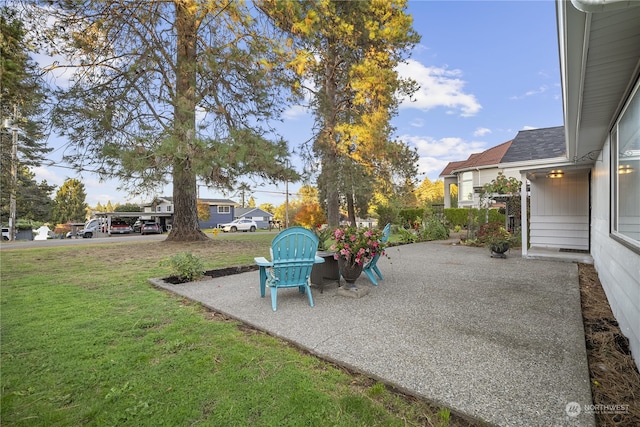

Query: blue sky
[32,0,563,208]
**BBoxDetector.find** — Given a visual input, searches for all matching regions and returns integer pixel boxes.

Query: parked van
[81,219,102,238]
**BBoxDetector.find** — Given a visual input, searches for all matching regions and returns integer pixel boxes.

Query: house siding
[529,173,589,250]
[591,138,640,369]
[199,207,234,229]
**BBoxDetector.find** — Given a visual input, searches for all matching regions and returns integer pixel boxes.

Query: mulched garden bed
[578,263,640,426]
[163,264,259,284]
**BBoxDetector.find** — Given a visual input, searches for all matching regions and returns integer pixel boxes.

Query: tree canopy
[24,0,300,241]
[51,178,88,224]
[259,0,420,226]
[1,6,54,226]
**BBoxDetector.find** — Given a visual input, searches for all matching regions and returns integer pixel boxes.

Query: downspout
[574,9,590,163]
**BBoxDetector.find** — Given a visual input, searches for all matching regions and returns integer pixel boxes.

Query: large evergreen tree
[1,6,53,227]
[259,0,420,226]
[51,178,88,224]
[16,167,55,222]
[24,0,299,241]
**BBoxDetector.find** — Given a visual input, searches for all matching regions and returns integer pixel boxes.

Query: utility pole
[2,105,19,241]
[10,116,17,241]
[285,159,289,229]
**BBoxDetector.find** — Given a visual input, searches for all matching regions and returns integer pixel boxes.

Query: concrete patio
[150,239,595,427]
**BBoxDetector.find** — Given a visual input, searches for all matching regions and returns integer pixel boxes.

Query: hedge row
[444,208,505,228]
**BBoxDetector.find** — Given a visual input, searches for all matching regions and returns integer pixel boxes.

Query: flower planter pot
[337,256,364,284]
[490,242,510,258]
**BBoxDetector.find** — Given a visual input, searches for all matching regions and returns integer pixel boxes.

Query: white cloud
[473,127,491,137]
[397,59,482,117]
[282,105,309,120]
[417,156,451,179]
[400,134,487,179]
[510,85,548,100]
[30,166,65,186]
[409,118,424,128]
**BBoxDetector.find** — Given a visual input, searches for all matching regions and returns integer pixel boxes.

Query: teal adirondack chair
[362,223,391,286]
[254,227,324,311]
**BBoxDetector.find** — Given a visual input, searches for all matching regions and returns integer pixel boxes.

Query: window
[611,78,640,252]
[460,172,473,202]
[156,206,161,212]
[166,205,172,212]
[217,206,230,214]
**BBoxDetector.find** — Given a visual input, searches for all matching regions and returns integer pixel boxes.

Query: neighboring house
[440,140,514,209]
[440,126,568,211]
[141,197,174,215]
[197,198,238,229]
[234,207,274,229]
[550,0,640,369]
[140,197,175,230]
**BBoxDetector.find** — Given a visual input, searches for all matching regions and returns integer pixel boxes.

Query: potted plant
[477,222,512,258]
[330,226,387,285]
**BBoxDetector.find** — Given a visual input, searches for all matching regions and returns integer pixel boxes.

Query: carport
[93,211,174,232]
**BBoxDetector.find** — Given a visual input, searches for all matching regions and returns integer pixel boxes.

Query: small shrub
[477,222,512,247]
[160,252,204,282]
[397,227,418,243]
[421,217,449,241]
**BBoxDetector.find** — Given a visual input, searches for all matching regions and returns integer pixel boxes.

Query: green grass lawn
[1,233,470,426]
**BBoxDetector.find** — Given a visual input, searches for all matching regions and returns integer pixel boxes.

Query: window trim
[460,171,473,202]
[610,77,640,255]
[217,205,230,214]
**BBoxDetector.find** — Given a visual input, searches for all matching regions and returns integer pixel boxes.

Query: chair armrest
[254,257,273,267]
[314,256,325,264]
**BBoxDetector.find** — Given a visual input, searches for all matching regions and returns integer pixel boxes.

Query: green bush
[398,208,424,227]
[421,217,449,241]
[160,252,204,282]
[397,227,418,243]
[375,205,398,228]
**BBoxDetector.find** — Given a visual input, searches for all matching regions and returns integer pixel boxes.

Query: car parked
[141,222,162,235]
[2,227,10,241]
[81,218,103,238]
[132,219,144,233]
[108,219,132,235]
[220,218,257,233]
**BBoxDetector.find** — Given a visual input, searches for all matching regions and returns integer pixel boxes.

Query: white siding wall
[591,139,640,371]
[529,173,590,250]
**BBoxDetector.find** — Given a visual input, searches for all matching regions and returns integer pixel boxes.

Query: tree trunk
[323,50,341,228]
[324,153,341,227]
[166,1,208,242]
[166,158,208,241]
[347,192,356,225]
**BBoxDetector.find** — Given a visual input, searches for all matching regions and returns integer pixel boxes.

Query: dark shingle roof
[500,126,566,163]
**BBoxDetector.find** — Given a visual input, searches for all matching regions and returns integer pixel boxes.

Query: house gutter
[571,0,640,13]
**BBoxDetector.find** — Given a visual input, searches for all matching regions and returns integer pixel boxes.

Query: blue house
[197,198,238,229]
